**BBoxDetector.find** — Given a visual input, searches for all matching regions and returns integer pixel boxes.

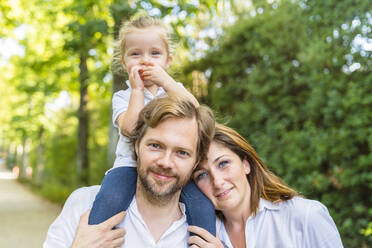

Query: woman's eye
[218,160,229,168]
[194,172,208,181]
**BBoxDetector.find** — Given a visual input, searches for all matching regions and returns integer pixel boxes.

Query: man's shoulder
[71,185,101,196]
[66,185,101,207]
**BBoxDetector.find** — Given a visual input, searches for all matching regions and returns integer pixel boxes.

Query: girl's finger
[141,71,152,77]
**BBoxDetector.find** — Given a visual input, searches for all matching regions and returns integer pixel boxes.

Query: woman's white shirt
[217,197,343,248]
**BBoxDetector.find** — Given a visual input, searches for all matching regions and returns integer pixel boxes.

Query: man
[43,95,215,248]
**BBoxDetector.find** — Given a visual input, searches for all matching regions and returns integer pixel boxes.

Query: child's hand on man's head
[129,65,144,90]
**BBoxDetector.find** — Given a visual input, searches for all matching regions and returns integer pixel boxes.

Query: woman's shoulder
[278,197,332,225]
[279,198,343,246]
[282,196,326,209]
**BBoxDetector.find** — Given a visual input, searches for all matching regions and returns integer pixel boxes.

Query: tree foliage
[0,0,218,198]
[1,0,370,246]
[182,0,371,247]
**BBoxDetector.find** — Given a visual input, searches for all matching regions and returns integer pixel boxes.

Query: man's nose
[156,151,174,169]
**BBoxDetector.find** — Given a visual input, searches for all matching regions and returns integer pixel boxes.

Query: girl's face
[193,141,251,212]
[122,27,171,86]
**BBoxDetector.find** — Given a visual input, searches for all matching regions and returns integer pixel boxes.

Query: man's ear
[243,159,251,175]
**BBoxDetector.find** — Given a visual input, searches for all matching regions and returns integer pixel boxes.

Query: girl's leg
[88,167,137,225]
[180,180,216,236]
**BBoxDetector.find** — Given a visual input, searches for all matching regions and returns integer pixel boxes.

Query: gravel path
[0,159,61,248]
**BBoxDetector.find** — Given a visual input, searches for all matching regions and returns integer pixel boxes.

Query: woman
[187,124,343,248]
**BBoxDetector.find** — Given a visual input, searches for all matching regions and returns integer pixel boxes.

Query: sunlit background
[0,0,371,247]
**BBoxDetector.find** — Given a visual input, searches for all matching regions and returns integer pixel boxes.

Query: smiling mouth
[151,171,174,181]
[215,188,232,198]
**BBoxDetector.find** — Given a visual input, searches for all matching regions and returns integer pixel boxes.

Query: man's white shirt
[43,186,189,248]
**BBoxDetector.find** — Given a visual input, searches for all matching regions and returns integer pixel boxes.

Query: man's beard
[137,158,191,202]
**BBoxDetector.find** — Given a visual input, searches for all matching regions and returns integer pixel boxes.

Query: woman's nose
[211,172,224,189]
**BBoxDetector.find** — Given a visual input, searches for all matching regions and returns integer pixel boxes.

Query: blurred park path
[0,158,61,248]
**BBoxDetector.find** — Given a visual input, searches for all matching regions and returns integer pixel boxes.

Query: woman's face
[193,141,251,212]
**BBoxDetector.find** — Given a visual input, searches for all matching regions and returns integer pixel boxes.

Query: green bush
[184,1,372,246]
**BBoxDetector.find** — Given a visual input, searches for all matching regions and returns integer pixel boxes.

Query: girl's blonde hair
[212,123,299,217]
[113,14,174,75]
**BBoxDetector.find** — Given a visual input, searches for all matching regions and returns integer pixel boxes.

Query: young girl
[88,15,216,237]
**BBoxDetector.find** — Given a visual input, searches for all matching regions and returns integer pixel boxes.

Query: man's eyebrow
[175,145,194,154]
[144,138,163,145]
[144,138,194,154]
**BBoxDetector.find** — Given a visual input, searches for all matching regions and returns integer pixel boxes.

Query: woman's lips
[215,188,232,199]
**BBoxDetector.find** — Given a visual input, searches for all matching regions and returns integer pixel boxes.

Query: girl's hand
[128,65,144,90]
[187,226,225,248]
[141,61,174,87]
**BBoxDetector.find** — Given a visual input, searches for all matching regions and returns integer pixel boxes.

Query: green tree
[183,0,371,246]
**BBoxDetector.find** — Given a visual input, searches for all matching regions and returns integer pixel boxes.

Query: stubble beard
[137,158,192,204]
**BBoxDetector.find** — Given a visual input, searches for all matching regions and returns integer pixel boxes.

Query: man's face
[135,117,199,200]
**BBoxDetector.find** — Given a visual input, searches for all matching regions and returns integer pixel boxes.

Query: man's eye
[149,143,160,149]
[177,150,189,157]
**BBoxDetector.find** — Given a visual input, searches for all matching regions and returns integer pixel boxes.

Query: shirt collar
[130,196,187,218]
[258,198,281,212]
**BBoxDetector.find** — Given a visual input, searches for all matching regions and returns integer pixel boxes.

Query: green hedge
[184,1,372,246]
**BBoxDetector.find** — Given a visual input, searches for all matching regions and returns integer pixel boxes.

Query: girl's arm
[117,66,145,136]
[142,62,199,107]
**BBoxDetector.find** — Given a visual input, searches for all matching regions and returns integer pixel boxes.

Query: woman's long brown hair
[213,123,299,216]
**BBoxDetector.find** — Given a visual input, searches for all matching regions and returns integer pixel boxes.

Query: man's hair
[129,94,215,164]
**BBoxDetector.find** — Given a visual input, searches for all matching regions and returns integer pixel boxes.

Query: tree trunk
[34,125,45,185]
[107,3,132,168]
[18,133,27,180]
[77,52,89,184]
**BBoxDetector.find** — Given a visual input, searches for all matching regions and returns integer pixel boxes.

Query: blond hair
[213,123,298,216]
[129,94,215,164]
[113,14,174,75]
